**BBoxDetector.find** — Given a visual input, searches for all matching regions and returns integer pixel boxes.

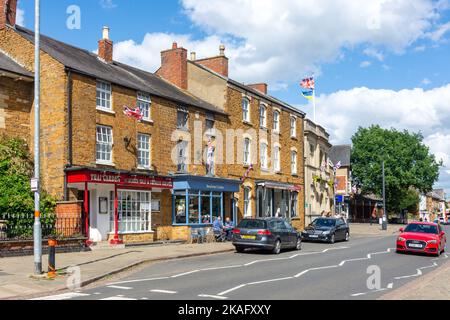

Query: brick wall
[0,76,32,143]
[195,56,229,78]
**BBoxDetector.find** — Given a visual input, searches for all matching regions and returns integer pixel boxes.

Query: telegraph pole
[33,0,42,275]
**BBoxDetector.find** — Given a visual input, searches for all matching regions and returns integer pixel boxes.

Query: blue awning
[172,175,241,193]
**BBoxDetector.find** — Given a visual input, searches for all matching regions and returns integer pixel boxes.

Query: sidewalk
[380,258,450,300]
[349,223,405,237]
[0,242,234,300]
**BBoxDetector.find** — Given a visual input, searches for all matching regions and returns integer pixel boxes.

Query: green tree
[351,125,441,216]
[0,136,56,238]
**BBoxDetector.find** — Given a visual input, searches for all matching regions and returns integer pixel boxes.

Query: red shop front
[66,167,173,244]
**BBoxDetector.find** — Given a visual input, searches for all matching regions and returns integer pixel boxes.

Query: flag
[241,164,254,182]
[301,90,314,101]
[301,77,315,90]
[335,161,342,170]
[123,106,143,121]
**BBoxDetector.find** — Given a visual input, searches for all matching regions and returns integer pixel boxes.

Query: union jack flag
[123,106,143,121]
[301,77,315,90]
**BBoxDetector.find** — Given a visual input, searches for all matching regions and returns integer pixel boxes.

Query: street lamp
[382,161,387,231]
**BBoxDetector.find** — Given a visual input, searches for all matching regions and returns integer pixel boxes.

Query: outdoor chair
[204,227,216,243]
[189,228,202,244]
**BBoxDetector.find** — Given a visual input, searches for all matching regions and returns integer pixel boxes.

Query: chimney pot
[102,26,110,40]
[190,52,197,61]
[172,42,178,49]
[0,0,17,29]
[219,44,225,56]
[98,26,113,63]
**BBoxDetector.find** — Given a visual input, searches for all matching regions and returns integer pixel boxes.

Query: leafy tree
[351,125,441,215]
[0,136,56,238]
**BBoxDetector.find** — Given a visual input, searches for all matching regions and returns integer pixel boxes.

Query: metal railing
[0,213,84,242]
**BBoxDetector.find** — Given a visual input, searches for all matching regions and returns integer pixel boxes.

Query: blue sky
[17,0,450,197]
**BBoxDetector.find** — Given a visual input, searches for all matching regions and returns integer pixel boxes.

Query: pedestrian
[223,217,235,241]
[371,206,377,226]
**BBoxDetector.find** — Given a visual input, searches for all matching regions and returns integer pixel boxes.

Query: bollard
[47,237,57,279]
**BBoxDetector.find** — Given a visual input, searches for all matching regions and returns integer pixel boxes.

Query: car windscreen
[311,219,336,227]
[238,219,267,229]
[404,224,438,234]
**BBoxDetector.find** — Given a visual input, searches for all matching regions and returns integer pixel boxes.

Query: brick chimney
[194,45,229,78]
[248,83,268,95]
[0,0,17,29]
[98,26,113,63]
[157,42,188,90]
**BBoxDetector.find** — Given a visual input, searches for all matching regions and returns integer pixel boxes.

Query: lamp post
[382,161,387,231]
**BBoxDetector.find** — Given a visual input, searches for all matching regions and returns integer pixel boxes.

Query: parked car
[301,217,350,244]
[232,218,302,254]
[396,222,446,257]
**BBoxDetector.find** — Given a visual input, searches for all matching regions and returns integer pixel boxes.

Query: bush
[0,136,57,239]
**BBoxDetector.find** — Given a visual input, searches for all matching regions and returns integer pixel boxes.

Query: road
[34,226,449,300]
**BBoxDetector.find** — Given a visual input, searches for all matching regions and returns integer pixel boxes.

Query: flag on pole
[123,106,143,121]
[300,77,315,101]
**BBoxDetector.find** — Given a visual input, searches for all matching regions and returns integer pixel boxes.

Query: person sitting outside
[213,217,225,242]
[223,217,235,241]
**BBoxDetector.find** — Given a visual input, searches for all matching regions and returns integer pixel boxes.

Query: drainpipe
[64,69,73,201]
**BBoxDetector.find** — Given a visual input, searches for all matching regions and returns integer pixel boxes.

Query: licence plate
[309,235,319,238]
[241,235,256,240]
[408,244,423,248]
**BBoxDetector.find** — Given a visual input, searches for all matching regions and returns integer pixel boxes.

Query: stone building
[329,145,352,219]
[156,44,306,230]
[0,0,306,243]
[303,119,334,224]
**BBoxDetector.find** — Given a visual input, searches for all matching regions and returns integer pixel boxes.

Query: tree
[0,136,56,238]
[351,125,441,215]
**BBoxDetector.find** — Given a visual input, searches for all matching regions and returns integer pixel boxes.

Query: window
[174,191,187,224]
[177,107,189,130]
[110,190,151,233]
[137,92,151,121]
[177,140,188,172]
[96,81,112,110]
[274,146,281,172]
[291,192,298,217]
[259,105,267,128]
[291,151,298,175]
[96,125,113,164]
[273,110,280,132]
[137,134,151,169]
[243,138,251,166]
[242,98,250,122]
[260,143,268,170]
[290,117,297,138]
[244,187,251,217]
[205,112,215,136]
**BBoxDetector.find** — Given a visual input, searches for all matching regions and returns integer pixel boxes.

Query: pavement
[2,222,446,301]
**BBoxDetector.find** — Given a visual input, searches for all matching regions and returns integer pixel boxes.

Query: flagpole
[313,88,316,123]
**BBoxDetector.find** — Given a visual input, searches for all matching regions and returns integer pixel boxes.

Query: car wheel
[235,246,245,253]
[295,237,302,251]
[344,232,350,242]
[272,240,281,255]
[329,234,335,244]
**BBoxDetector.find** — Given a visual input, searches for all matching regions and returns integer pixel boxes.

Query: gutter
[64,69,73,201]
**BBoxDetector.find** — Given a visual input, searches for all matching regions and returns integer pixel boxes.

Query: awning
[256,180,302,192]
[173,175,241,193]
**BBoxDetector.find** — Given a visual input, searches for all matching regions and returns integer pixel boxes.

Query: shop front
[255,180,302,221]
[66,167,173,244]
[172,175,241,227]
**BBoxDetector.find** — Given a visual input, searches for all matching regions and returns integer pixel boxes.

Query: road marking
[294,270,310,278]
[30,292,90,300]
[339,257,368,266]
[107,285,133,290]
[150,289,178,294]
[201,265,243,271]
[247,277,294,286]
[350,288,387,297]
[387,283,394,289]
[218,284,247,296]
[198,294,228,300]
[394,262,438,280]
[367,248,395,259]
[171,270,200,278]
[101,296,137,300]
[107,277,170,286]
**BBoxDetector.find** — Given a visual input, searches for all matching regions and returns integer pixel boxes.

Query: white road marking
[247,277,294,286]
[218,284,247,296]
[201,265,243,271]
[101,296,137,300]
[394,262,438,280]
[150,289,178,294]
[387,283,394,289]
[30,292,90,300]
[350,288,387,297]
[107,276,170,286]
[107,285,133,290]
[198,294,228,300]
[171,270,200,278]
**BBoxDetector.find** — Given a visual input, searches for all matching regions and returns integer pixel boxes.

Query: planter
[0,220,7,239]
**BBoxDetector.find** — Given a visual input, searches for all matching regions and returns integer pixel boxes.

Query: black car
[302,217,350,244]
[232,218,302,254]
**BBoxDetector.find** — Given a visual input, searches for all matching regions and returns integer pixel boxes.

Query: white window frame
[291,151,298,175]
[243,137,251,166]
[244,187,251,217]
[137,133,151,169]
[110,190,152,234]
[290,116,297,138]
[242,98,250,122]
[260,142,268,170]
[273,110,280,133]
[274,146,281,172]
[137,92,151,121]
[177,140,188,172]
[177,107,189,130]
[259,104,267,128]
[96,81,112,111]
[96,125,113,165]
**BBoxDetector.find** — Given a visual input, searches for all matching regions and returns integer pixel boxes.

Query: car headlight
[427,240,438,244]
[398,237,406,242]
[322,230,331,235]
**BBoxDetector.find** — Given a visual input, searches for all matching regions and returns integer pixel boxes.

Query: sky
[16,0,450,198]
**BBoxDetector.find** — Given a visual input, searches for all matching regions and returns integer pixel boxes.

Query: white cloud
[99,0,117,9]
[16,8,25,26]
[314,84,450,194]
[363,48,385,61]
[427,21,450,41]
[421,78,431,85]
[360,61,372,68]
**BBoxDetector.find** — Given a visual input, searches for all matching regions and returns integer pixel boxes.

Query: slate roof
[329,145,351,167]
[0,51,33,77]
[13,26,228,116]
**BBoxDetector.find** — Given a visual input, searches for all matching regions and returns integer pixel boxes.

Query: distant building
[329,145,352,219]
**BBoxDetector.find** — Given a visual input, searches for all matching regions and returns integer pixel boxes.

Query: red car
[396,222,446,257]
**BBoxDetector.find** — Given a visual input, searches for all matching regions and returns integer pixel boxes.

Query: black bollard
[48,237,57,278]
